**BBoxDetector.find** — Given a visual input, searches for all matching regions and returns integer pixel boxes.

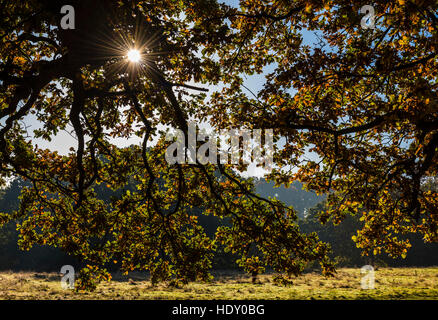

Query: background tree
[0,0,334,290]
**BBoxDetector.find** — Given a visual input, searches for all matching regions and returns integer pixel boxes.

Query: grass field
[0,267,437,300]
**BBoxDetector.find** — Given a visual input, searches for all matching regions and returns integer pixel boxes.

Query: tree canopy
[0,0,437,290]
[206,0,438,257]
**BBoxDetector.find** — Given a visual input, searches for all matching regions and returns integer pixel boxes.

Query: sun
[127,49,141,63]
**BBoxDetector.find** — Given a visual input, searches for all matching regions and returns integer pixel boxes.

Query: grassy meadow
[0,267,437,300]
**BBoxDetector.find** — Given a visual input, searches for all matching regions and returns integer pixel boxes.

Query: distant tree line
[300,202,438,268]
[0,178,437,272]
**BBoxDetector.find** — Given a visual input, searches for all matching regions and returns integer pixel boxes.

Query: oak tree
[207,0,438,259]
[0,0,334,290]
